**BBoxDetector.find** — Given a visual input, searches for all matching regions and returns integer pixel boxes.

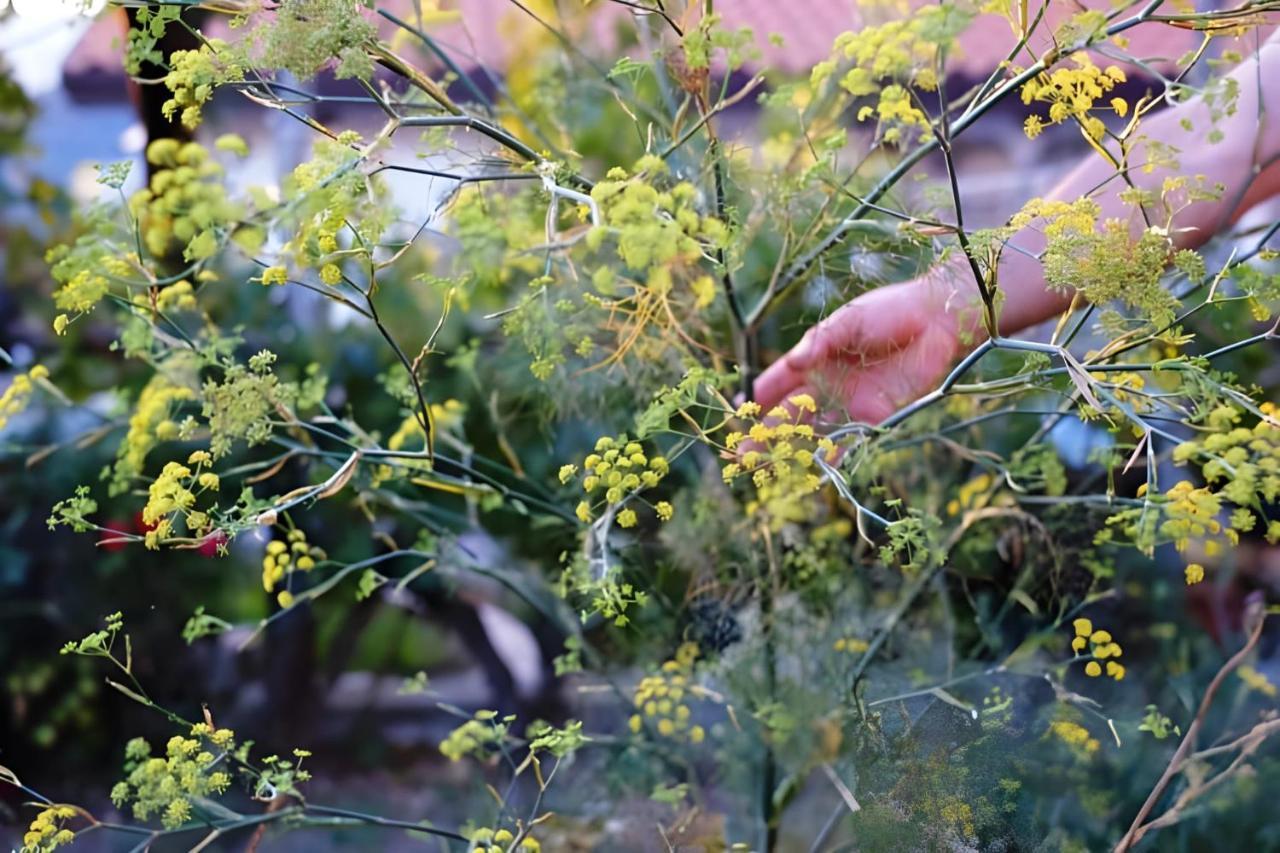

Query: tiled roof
[65,1,1203,82]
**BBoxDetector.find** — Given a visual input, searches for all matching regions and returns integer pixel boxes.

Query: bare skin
[754,33,1280,424]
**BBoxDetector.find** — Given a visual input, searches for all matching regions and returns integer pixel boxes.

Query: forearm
[989,36,1280,336]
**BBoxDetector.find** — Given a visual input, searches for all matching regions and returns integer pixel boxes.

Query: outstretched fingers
[754,284,926,413]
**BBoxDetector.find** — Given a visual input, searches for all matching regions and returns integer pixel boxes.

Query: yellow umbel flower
[1049,719,1100,758]
[563,435,672,528]
[22,805,77,852]
[721,399,838,529]
[1020,52,1126,140]
[261,528,325,594]
[0,364,50,431]
[631,643,710,745]
[319,263,343,286]
[1070,618,1124,680]
[259,265,289,286]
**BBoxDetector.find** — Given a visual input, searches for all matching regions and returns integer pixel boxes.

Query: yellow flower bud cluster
[1106,404,1280,555]
[50,269,109,315]
[565,435,672,528]
[262,528,325,607]
[1007,196,1099,240]
[809,8,968,144]
[439,710,509,762]
[1087,370,1152,413]
[721,394,837,528]
[0,364,48,431]
[856,85,934,144]
[586,156,731,299]
[140,452,220,549]
[1159,480,1222,552]
[832,636,870,654]
[628,642,706,744]
[109,725,235,830]
[469,827,541,852]
[1070,618,1124,681]
[319,263,343,285]
[22,806,77,853]
[258,266,289,286]
[1238,664,1279,698]
[945,472,994,517]
[1167,402,1280,547]
[1020,52,1127,141]
[153,279,200,313]
[1048,719,1100,758]
[162,40,244,129]
[115,375,196,489]
[130,139,245,262]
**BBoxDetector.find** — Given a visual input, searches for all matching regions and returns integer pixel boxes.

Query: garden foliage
[6,0,1280,850]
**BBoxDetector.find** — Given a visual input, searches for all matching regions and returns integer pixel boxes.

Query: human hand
[753,265,980,426]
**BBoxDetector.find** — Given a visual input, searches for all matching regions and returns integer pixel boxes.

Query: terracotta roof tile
[61,1,1219,86]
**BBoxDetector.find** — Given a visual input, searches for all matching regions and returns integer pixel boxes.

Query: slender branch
[1115,595,1268,852]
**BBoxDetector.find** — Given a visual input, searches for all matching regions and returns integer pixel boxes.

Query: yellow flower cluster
[1171,402,1280,545]
[0,364,48,431]
[130,139,245,262]
[51,269,109,314]
[162,40,244,129]
[1106,403,1280,555]
[564,435,672,527]
[628,642,706,744]
[946,472,994,516]
[1238,664,1279,698]
[1159,480,1223,552]
[1185,562,1206,585]
[810,8,968,144]
[469,828,541,852]
[587,156,731,297]
[439,710,510,762]
[110,725,234,830]
[319,263,343,286]
[153,279,200,313]
[832,637,870,654]
[1088,371,1152,413]
[258,265,289,286]
[1007,196,1099,238]
[823,21,937,89]
[721,394,837,528]
[262,528,325,607]
[22,806,77,853]
[1071,618,1125,681]
[1020,52,1127,140]
[999,195,1181,328]
[1049,719,1100,758]
[857,85,934,144]
[115,375,196,487]
[140,451,220,548]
